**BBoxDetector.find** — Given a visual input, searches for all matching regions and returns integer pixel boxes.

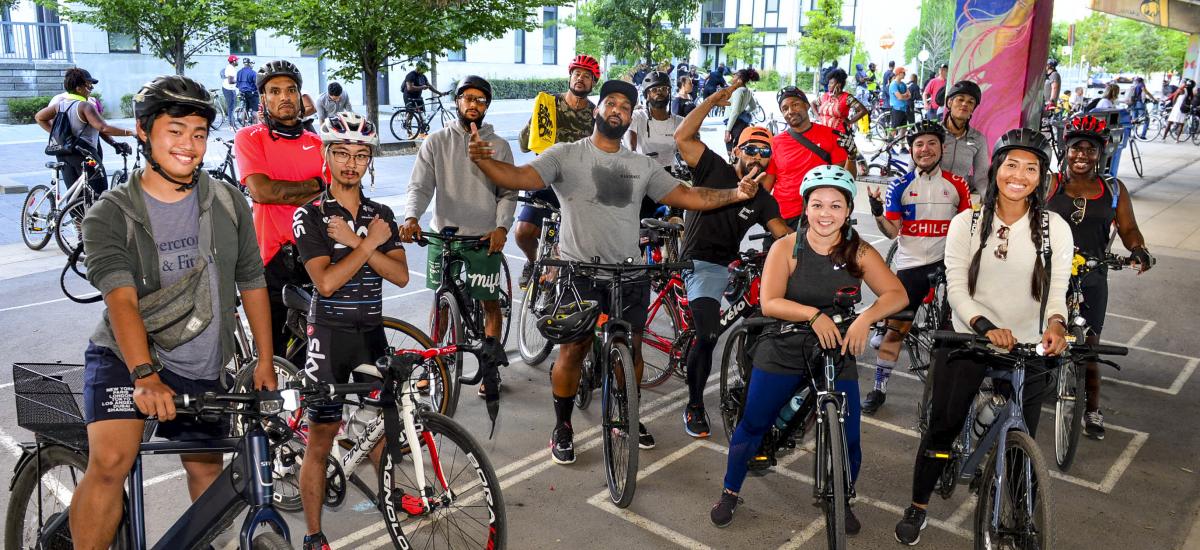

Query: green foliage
[851,39,868,68]
[36,0,255,75]
[5,96,54,124]
[589,0,698,65]
[902,0,954,70]
[488,78,570,99]
[793,72,817,92]
[747,69,783,91]
[562,1,604,60]
[1073,13,1114,69]
[792,0,853,88]
[1063,13,1188,74]
[121,93,136,118]
[724,25,765,69]
[607,64,634,82]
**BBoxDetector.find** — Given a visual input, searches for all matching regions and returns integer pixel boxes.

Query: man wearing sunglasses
[768,86,857,227]
[673,82,791,438]
[402,75,517,399]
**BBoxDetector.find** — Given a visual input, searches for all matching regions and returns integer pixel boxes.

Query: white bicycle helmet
[319,111,380,154]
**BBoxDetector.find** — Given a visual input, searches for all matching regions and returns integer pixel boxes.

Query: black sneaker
[894,505,928,545]
[638,422,655,449]
[684,404,711,438]
[1084,410,1106,440]
[710,490,743,528]
[862,390,887,415]
[550,424,575,465]
[845,501,862,535]
[519,263,535,289]
[303,531,331,550]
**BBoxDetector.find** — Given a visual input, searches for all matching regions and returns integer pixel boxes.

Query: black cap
[599,80,638,107]
[79,69,98,84]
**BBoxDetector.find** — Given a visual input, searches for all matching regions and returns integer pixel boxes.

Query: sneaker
[710,490,743,528]
[519,263,535,289]
[1084,410,1106,440]
[638,422,656,449]
[683,405,711,438]
[303,531,331,550]
[845,501,862,535]
[862,390,887,415]
[869,328,885,349]
[894,505,928,545]
[550,424,575,465]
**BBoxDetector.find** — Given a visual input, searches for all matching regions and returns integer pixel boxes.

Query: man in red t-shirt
[767,86,853,226]
[923,64,948,120]
[235,60,324,356]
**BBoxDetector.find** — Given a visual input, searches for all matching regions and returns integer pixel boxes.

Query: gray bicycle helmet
[537,300,601,344]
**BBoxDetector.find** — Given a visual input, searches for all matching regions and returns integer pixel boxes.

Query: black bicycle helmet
[642,71,671,92]
[991,128,1052,168]
[537,300,601,344]
[256,60,303,93]
[906,119,946,146]
[455,75,493,103]
[945,80,982,105]
[1047,58,1059,68]
[132,75,216,191]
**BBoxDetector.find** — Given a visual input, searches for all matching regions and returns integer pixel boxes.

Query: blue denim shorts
[682,259,730,303]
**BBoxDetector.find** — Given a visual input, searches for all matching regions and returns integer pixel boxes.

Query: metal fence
[1,22,73,62]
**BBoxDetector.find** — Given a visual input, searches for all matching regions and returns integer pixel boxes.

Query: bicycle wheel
[1053,359,1086,472]
[602,339,639,508]
[376,411,506,549]
[431,293,466,414]
[718,328,753,441]
[1128,139,1144,177]
[251,531,289,550]
[495,257,513,348]
[973,431,1053,550]
[1192,120,1200,145]
[5,444,88,550]
[109,169,126,189]
[439,108,454,133]
[640,290,684,389]
[54,191,92,257]
[817,400,847,550]
[390,108,410,141]
[517,271,553,366]
[383,316,452,417]
[20,184,54,250]
[576,348,596,410]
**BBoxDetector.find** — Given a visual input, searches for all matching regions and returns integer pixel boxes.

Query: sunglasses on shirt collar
[739,143,772,158]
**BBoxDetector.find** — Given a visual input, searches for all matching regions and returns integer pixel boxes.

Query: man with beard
[939,80,989,198]
[235,60,325,359]
[628,70,684,167]
[673,82,791,438]
[402,76,516,399]
[468,79,763,464]
[513,54,600,288]
[767,86,855,228]
[862,120,971,415]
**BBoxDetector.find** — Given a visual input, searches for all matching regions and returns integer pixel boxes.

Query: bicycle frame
[427,232,490,350]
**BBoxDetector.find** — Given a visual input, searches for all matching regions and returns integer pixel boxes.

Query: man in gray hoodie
[401,75,516,396]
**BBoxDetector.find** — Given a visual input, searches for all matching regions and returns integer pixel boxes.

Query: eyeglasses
[457,95,490,107]
[739,144,772,158]
[646,85,670,94]
[1071,197,1087,224]
[994,225,1011,261]
[330,150,372,165]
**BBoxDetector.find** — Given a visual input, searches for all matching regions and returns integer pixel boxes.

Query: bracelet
[808,311,824,325]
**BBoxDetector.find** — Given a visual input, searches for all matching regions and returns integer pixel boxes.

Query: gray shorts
[682,259,729,303]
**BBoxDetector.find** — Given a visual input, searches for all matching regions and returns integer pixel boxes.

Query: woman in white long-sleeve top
[894,128,1074,546]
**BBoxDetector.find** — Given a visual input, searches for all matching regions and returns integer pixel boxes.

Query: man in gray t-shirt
[469,79,761,465]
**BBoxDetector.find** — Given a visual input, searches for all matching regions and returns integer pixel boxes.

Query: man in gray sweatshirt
[401,75,516,394]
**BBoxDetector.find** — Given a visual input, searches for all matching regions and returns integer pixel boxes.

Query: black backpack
[44,101,79,157]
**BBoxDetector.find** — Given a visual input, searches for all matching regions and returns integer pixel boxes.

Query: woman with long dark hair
[1164,78,1194,139]
[894,129,1074,545]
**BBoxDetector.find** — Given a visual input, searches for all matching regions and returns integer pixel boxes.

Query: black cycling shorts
[1077,270,1109,335]
[573,275,650,334]
[896,261,944,314]
[302,324,386,423]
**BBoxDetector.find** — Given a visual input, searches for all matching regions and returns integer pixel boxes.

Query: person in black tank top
[1045,115,1154,441]
[709,165,906,532]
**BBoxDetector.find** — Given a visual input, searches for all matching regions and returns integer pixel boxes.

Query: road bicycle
[545,256,692,507]
[877,266,950,433]
[6,362,305,549]
[108,148,141,189]
[860,133,911,183]
[231,91,258,130]
[926,331,1127,549]
[206,136,246,196]
[516,195,561,366]
[1125,131,1144,177]
[719,287,863,550]
[390,91,454,140]
[20,155,101,256]
[206,88,228,130]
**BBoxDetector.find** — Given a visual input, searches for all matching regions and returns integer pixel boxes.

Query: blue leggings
[723,367,862,493]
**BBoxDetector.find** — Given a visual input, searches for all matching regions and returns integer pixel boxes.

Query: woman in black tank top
[1045,116,1154,440]
[709,166,906,531]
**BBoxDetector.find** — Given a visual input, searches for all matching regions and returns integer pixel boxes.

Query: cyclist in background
[235,58,259,118]
[221,55,239,119]
[862,120,971,414]
[293,112,409,550]
[814,68,868,135]
[402,62,433,136]
[940,80,989,197]
[628,71,684,167]
[710,165,906,532]
[72,76,275,549]
[34,67,134,195]
[723,69,761,155]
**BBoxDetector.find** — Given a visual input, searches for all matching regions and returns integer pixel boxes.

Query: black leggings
[60,150,107,196]
[910,347,1054,505]
[685,297,721,407]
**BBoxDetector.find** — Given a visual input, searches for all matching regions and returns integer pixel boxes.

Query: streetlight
[918,48,930,84]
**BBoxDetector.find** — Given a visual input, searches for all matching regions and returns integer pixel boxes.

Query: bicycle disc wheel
[818,400,847,550]
[718,328,753,441]
[431,293,466,413]
[1054,359,1086,471]
[973,431,1053,550]
[517,272,553,366]
[602,339,639,508]
[383,316,452,417]
[376,412,506,549]
[5,445,87,550]
[20,184,54,250]
[640,291,683,389]
[54,191,92,257]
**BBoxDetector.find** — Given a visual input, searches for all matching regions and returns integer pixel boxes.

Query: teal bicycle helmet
[800,164,857,201]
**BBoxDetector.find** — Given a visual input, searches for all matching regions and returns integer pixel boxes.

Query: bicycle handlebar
[746,232,769,242]
[931,331,1129,357]
[541,258,693,273]
[414,230,489,248]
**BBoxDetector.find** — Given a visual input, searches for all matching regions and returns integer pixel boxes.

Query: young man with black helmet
[72,75,276,549]
[861,120,971,414]
[235,60,326,360]
[940,80,990,197]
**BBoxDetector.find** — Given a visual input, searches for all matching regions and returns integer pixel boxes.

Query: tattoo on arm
[691,186,740,209]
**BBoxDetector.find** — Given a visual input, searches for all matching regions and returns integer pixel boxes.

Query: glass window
[766,0,779,13]
[229,28,256,56]
[448,41,466,62]
[107,32,138,53]
[543,7,557,65]
[515,29,525,64]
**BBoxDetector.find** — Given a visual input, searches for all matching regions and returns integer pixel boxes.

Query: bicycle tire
[718,328,752,441]
[5,444,91,550]
[1128,139,1143,178]
[496,257,513,348]
[439,108,454,133]
[1054,359,1086,472]
[576,350,596,410]
[109,168,127,189]
[602,339,639,508]
[973,430,1053,550]
[376,411,507,549]
[517,272,553,366]
[251,531,290,550]
[818,400,847,550]
[431,292,466,414]
[1192,121,1200,145]
[20,184,54,251]
[640,290,684,389]
[54,191,92,258]
[389,108,408,141]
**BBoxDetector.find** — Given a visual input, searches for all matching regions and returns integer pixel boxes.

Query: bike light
[280,389,301,412]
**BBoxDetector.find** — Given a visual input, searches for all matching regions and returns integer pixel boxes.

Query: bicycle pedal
[747,454,773,472]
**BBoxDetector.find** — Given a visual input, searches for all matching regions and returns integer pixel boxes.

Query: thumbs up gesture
[467,122,495,162]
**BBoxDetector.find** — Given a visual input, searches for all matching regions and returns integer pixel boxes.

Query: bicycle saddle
[45,161,64,170]
[281,284,312,311]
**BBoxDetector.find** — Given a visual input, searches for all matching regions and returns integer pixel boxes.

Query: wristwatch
[130,362,163,383]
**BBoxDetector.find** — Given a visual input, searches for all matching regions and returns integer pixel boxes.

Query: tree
[902,0,954,71]
[263,0,561,131]
[1048,22,1069,63]
[850,38,868,68]
[1073,12,1115,69]
[589,0,698,65]
[723,25,764,69]
[38,0,253,75]
[792,0,854,90]
[563,0,604,60]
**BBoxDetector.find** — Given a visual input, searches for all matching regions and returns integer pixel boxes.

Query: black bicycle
[390,91,453,140]
[516,195,561,366]
[108,149,141,189]
[206,136,246,196]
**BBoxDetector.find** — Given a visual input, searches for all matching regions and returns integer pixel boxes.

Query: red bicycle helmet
[227,55,238,64]
[568,54,601,79]
[1063,114,1109,145]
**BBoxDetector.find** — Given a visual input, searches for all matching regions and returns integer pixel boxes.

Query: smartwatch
[130,362,163,383]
